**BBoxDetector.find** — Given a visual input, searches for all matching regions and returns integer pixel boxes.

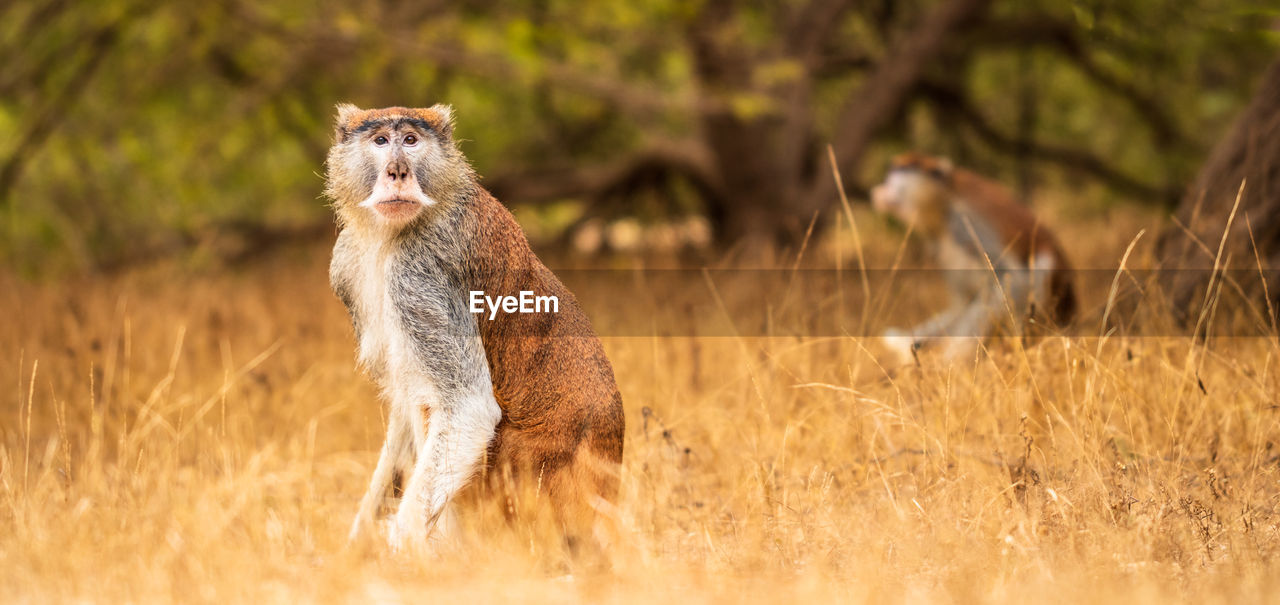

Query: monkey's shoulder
[329,231,368,330]
[463,187,535,268]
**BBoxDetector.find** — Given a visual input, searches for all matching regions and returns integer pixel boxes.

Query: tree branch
[917,79,1181,205]
[813,49,875,78]
[969,16,1190,149]
[0,18,126,207]
[0,0,73,96]
[807,0,992,213]
[483,140,720,208]
[403,41,705,117]
[785,0,858,67]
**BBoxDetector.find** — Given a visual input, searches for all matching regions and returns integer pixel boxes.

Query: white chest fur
[351,243,397,372]
[344,241,441,417]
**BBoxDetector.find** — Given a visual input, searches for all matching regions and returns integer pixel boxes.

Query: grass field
[3,203,1280,603]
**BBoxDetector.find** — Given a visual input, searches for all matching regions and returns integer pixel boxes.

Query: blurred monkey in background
[870,152,1077,362]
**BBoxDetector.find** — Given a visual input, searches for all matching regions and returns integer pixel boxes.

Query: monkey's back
[464,189,625,504]
[951,169,1077,325]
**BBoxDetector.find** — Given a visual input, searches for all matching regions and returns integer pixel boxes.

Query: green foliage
[0,0,1275,271]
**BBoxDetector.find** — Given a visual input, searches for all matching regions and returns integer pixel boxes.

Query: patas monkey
[325,104,624,552]
[870,152,1076,362]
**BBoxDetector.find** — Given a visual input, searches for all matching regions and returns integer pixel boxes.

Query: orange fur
[328,105,623,553]
[886,152,1077,324]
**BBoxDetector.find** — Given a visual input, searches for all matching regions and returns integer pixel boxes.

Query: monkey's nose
[386,160,410,181]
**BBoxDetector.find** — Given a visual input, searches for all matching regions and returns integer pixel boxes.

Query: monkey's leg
[936,300,996,360]
[911,304,969,338]
[920,263,1035,358]
[551,448,624,571]
[880,303,965,361]
[990,267,1034,336]
[937,271,1033,359]
[389,386,502,550]
[349,402,415,543]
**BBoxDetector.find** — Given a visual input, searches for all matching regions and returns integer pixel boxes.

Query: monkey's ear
[333,103,362,142]
[428,103,455,139]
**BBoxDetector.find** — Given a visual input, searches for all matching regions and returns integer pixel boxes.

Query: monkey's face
[871,153,954,235]
[325,104,470,229]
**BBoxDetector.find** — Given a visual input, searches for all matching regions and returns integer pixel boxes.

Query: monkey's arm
[902,256,1001,341]
[932,297,998,359]
[881,301,970,365]
[902,265,1033,358]
[389,372,501,548]
[907,303,971,339]
[387,293,502,549]
[329,232,363,338]
[349,400,415,543]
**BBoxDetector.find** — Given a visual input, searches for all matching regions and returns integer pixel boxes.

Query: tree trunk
[805,0,991,221]
[685,0,992,254]
[686,2,818,253]
[1155,56,1280,325]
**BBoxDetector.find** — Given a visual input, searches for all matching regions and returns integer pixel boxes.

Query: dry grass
[4,204,1280,603]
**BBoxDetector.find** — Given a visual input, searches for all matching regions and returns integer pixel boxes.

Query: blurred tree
[1156,54,1280,325]
[0,0,1275,270]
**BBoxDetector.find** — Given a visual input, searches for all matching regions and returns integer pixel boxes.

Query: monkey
[325,104,625,553]
[870,152,1077,362]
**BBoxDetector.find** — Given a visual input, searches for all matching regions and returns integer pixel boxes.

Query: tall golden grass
[3,203,1279,603]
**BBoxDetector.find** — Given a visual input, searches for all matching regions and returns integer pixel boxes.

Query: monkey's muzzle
[372,199,423,221]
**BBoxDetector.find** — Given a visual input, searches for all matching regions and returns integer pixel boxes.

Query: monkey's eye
[374,136,389,146]
[403,134,418,146]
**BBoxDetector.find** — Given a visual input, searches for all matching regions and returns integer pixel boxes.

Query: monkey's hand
[386,509,456,556]
[881,329,918,366]
[385,516,410,553]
